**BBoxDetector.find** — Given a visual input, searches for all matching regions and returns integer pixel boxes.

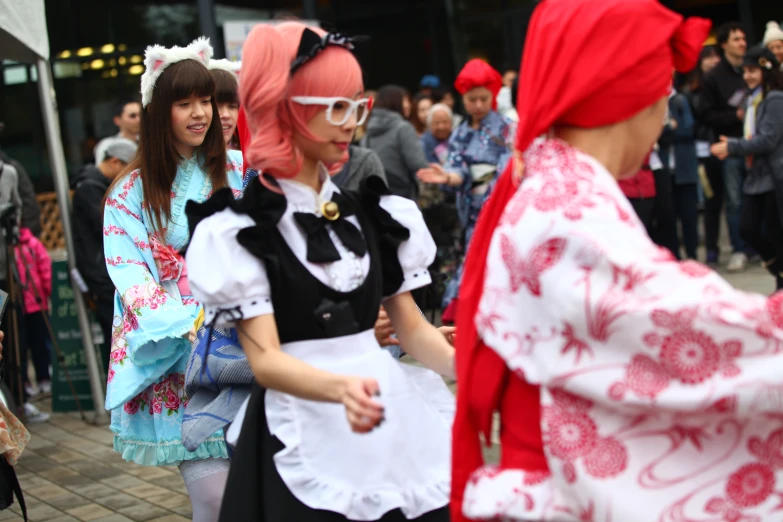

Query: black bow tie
[293,192,367,263]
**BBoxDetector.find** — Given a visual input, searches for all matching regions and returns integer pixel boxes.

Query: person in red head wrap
[449,0,783,520]
[419,59,514,322]
[454,58,503,112]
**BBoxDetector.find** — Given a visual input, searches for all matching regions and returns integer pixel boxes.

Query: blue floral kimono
[103,150,244,466]
[441,111,514,309]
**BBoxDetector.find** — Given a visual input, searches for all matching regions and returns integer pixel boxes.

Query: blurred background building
[0,0,774,192]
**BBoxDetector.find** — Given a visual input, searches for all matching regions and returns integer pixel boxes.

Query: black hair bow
[290,28,368,75]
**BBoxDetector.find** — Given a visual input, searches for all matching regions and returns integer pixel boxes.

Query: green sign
[50,257,102,412]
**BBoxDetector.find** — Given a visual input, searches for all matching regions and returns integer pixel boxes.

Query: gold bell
[321,201,340,221]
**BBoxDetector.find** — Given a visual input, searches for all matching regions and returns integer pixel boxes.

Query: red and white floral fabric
[465,138,783,522]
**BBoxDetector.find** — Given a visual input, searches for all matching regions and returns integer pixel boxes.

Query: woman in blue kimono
[418,59,514,320]
[102,37,243,521]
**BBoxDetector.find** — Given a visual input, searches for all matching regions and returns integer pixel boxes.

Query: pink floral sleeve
[103,170,197,380]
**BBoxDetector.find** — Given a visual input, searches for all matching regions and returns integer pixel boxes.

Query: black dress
[185,174,452,522]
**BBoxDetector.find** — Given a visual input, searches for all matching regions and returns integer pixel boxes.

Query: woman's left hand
[438,326,456,346]
[710,136,729,160]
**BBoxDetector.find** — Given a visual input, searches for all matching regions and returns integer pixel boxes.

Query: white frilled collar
[276,164,340,215]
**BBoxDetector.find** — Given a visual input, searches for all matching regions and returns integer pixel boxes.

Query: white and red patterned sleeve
[478,181,783,417]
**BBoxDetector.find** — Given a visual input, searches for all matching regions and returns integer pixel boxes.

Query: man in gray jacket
[331,145,387,191]
[361,86,432,200]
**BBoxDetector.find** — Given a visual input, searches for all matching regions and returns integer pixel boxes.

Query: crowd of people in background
[60,16,783,338]
[0,4,780,522]
[1,18,782,437]
[617,20,783,291]
[359,19,783,302]
[298,17,783,308]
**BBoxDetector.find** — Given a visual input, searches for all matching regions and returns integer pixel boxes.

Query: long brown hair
[108,59,228,231]
[210,68,241,149]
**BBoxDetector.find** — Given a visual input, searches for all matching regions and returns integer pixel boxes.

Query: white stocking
[179,458,231,522]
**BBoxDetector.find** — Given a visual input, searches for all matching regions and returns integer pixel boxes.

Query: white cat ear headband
[208,59,241,79]
[140,37,213,108]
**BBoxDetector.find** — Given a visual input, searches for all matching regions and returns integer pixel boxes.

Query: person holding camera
[0,156,23,289]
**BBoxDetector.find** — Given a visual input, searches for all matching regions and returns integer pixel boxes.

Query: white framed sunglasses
[291,96,373,126]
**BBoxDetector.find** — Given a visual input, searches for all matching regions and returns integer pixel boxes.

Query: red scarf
[454,59,503,111]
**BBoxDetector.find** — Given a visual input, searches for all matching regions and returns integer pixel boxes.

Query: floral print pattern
[106,257,148,268]
[123,373,188,417]
[103,151,243,466]
[461,139,783,521]
[0,402,29,466]
[149,236,183,282]
[104,224,127,236]
[440,111,514,309]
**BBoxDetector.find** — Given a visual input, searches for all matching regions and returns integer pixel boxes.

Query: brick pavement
[3,260,772,521]
[7,409,192,522]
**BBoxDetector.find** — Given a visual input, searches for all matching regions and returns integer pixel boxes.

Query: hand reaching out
[417,163,451,185]
[710,136,729,160]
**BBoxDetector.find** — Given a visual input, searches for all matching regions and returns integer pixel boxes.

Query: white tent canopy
[0,0,49,61]
[0,0,108,422]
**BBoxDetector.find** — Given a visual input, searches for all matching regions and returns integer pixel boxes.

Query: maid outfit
[185,169,453,521]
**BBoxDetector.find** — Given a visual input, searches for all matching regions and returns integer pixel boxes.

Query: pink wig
[239,22,364,179]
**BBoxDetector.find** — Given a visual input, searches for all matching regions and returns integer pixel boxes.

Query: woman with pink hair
[185,22,454,522]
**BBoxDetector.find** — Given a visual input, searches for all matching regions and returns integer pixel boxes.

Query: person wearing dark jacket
[0,151,41,238]
[0,123,42,238]
[684,45,723,264]
[330,145,387,192]
[659,89,700,259]
[702,22,749,271]
[71,137,136,368]
[361,85,432,200]
[712,47,783,290]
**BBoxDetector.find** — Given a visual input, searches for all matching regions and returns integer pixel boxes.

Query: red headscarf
[454,59,503,110]
[451,1,710,520]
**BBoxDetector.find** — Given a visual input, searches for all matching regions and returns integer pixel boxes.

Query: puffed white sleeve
[378,195,436,299]
[186,208,273,326]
